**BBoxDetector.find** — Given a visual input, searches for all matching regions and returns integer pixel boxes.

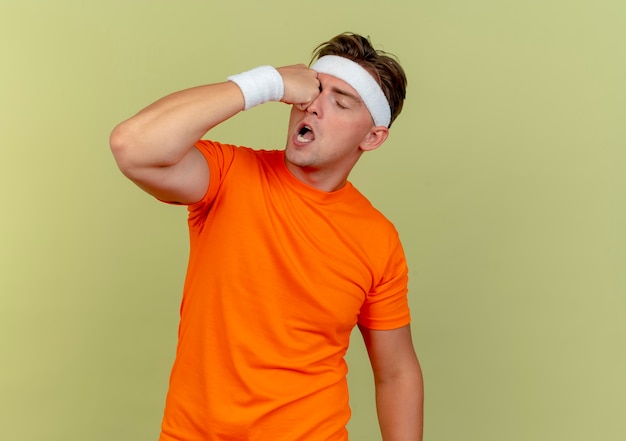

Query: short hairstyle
[311,32,407,127]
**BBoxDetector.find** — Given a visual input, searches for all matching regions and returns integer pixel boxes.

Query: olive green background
[1,1,624,440]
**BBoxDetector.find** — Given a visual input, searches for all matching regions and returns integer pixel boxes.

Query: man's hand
[277,64,320,110]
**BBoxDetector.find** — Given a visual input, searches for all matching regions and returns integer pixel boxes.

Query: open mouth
[297,125,315,143]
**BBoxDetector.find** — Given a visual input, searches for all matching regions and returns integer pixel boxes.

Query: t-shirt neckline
[273,150,355,204]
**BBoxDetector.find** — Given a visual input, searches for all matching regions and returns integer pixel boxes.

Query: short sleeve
[357,236,411,330]
[187,140,237,227]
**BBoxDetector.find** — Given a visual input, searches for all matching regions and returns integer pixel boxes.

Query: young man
[110,32,423,441]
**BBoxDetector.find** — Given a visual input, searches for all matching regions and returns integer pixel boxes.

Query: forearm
[110,81,243,170]
[375,363,424,441]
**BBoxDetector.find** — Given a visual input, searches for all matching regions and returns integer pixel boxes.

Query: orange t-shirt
[159,141,410,441]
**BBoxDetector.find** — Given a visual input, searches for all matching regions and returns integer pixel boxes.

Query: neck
[284,160,350,193]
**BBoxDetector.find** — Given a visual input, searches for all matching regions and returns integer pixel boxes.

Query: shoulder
[195,140,281,162]
[194,140,284,178]
[345,185,399,237]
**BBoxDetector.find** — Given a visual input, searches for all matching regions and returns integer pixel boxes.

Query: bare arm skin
[359,324,424,441]
[109,64,319,204]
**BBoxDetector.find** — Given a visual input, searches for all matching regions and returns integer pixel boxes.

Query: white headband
[311,55,391,128]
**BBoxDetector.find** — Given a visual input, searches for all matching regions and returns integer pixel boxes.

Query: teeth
[297,134,312,143]
[297,125,313,143]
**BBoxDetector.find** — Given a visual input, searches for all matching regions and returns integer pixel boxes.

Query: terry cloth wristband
[227,65,284,110]
[311,55,391,128]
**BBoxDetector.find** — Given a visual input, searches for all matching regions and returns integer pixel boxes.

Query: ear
[359,126,389,152]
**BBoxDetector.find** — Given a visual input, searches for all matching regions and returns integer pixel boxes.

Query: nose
[306,95,322,117]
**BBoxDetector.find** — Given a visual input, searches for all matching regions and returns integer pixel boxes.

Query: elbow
[109,121,140,178]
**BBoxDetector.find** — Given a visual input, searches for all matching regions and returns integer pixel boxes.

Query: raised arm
[109,64,320,204]
[359,324,424,441]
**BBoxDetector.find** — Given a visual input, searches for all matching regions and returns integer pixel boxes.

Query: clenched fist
[277,64,320,110]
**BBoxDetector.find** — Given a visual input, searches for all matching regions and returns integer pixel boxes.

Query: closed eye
[330,87,360,110]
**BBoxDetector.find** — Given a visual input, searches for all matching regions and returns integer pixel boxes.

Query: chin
[285,148,314,169]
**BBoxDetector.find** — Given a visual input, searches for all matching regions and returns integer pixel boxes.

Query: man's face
[284,73,377,181]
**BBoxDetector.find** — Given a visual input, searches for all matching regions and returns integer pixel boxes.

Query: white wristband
[227,65,284,110]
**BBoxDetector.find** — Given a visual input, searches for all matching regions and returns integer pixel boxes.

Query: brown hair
[311,32,407,127]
